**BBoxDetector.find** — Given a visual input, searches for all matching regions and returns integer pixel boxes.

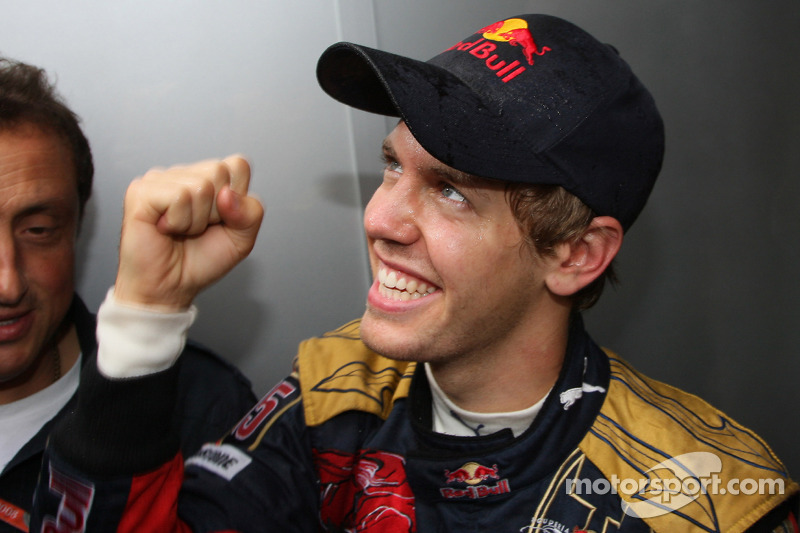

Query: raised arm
[30,157,266,532]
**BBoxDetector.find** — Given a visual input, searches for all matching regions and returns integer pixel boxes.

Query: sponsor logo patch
[440,462,511,500]
[185,443,252,481]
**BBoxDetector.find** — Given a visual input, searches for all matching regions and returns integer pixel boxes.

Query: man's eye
[441,184,467,203]
[20,224,57,241]
[385,160,403,173]
[26,226,53,236]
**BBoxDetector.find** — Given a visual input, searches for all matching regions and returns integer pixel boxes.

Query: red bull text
[445,18,550,83]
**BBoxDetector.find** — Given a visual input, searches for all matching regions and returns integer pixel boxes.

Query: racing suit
[30,317,798,532]
[0,296,256,533]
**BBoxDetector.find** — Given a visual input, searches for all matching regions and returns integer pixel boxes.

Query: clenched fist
[114,155,264,310]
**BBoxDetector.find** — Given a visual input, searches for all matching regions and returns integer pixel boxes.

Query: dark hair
[0,56,93,220]
[506,183,617,311]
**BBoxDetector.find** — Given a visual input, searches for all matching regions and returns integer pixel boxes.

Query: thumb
[217,185,264,252]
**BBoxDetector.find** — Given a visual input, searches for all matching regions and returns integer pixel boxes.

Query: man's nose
[363,181,421,245]
[0,234,27,306]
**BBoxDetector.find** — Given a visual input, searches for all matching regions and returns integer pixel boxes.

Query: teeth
[377,267,437,301]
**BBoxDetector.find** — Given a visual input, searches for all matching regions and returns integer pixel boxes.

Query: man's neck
[0,323,80,405]
[428,311,570,413]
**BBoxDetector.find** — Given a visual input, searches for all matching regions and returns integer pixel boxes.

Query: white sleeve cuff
[96,288,198,378]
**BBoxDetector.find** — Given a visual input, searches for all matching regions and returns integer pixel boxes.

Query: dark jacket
[0,295,257,532]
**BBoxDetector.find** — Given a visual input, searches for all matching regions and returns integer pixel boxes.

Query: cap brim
[316,42,555,184]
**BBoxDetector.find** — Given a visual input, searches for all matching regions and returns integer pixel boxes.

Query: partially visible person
[0,56,257,533]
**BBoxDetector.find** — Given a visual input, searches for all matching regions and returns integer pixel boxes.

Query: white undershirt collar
[0,353,82,472]
[425,362,550,438]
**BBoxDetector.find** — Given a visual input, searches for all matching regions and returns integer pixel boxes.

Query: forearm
[53,288,195,473]
[30,291,197,531]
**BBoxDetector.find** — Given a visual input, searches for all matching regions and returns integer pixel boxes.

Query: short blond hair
[506,183,617,311]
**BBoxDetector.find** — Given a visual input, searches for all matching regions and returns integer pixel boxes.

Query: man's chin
[359,315,421,362]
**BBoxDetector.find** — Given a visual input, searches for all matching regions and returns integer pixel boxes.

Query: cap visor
[316,42,527,180]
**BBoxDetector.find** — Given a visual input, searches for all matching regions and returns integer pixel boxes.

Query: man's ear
[544,216,623,297]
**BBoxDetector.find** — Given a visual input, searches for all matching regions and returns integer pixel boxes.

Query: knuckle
[211,161,232,183]
[173,186,194,206]
[227,155,250,176]
[195,179,216,201]
[140,167,166,181]
[123,178,145,206]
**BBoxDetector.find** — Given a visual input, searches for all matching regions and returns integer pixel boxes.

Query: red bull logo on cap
[441,462,511,500]
[445,18,551,83]
[480,18,551,65]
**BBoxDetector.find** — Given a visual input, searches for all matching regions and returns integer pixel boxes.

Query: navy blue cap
[316,14,664,231]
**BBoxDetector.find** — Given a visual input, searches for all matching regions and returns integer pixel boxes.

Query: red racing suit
[30,318,799,532]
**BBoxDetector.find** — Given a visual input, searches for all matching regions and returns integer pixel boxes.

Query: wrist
[97,287,197,378]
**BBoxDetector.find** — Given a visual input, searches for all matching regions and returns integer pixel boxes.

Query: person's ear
[544,216,623,297]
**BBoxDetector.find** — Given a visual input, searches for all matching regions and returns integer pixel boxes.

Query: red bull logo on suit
[441,462,511,500]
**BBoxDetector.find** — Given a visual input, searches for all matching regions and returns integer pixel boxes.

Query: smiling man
[32,14,798,533]
[0,57,257,533]
[0,123,80,404]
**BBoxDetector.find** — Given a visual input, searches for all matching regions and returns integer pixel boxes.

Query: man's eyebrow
[431,165,477,186]
[439,162,496,190]
[13,201,69,221]
[381,139,396,159]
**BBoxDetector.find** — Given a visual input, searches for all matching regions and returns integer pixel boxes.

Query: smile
[377,267,438,301]
[0,315,22,327]
[0,311,33,344]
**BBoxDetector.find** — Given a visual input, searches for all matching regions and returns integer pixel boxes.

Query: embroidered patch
[185,443,252,481]
[233,378,299,442]
[440,462,511,500]
[41,464,95,532]
[559,383,606,410]
[314,449,416,531]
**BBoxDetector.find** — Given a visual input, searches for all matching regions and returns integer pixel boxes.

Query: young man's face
[0,123,79,394]
[361,122,560,366]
